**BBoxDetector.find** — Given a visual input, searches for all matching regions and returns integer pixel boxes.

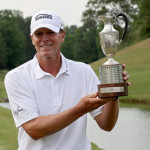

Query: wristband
[113,97,118,101]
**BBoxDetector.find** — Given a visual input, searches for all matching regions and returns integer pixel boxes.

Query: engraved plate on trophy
[97,13,128,98]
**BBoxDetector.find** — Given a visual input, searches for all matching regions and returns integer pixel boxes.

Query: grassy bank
[0,70,8,102]
[0,107,102,150]
[0,107,17,150]
[120,101,150,111]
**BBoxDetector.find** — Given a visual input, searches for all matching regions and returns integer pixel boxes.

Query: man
[5,10,130,150]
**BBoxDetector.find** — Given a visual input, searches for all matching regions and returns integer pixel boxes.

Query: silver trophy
[98,13,128,98]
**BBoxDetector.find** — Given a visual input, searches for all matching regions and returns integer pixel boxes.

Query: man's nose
[42,34,49,42]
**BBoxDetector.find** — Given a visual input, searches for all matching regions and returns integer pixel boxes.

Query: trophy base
[98,83,128,98]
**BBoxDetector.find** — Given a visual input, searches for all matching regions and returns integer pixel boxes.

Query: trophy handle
[116,13,128,43]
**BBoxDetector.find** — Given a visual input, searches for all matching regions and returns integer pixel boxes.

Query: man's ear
[61,31,65,43]
[30,36,35,45]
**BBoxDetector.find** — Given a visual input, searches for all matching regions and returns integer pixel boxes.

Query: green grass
[90,38,150,101]
[120,102,150,111]
[91,143,103,150]
[0,70,7,102]
[0,107,18,150]
[0,70,7,81]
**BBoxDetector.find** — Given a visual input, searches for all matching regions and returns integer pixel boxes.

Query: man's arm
[22,105,84,140]
[95,100,119,131]
[22,93,113,140]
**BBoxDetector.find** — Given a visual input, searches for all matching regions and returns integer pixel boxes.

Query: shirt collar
[33,53,70,80]
[58,53,70,77]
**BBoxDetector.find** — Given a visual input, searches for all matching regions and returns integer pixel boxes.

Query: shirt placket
[51,78,60,107]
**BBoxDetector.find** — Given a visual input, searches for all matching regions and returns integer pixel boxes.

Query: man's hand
[122,64,130,86]
[76,92,116,114]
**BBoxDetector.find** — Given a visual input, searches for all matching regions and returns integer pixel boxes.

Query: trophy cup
[98,13,128,98]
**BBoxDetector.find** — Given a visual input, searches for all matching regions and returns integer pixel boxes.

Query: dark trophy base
[98,82,128,98]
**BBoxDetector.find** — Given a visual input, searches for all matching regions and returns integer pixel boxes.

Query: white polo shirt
[5,53,104,150]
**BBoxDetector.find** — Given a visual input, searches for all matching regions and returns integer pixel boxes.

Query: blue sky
[0,0,88,27]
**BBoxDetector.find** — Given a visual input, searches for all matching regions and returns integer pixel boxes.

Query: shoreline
[121,99,150,104]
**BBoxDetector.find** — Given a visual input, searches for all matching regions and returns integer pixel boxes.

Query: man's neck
[37,53,62,77]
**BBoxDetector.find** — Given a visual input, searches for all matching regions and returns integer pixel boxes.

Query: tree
[73,26,88,62]
[0,32,7,69]
[81,0,140,49]
[82,0,139,23]
[0,10,25,69]
[73,20,100,63]
[81,19,100,63]
[23,16,36,61]
[135,0,150,39]
[61,25,77,60]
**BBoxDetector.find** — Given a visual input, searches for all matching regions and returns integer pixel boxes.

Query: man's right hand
[76,92,115,114]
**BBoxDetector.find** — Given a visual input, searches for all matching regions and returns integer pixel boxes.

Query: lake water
[87,108,150,150]
[0,103,150,150]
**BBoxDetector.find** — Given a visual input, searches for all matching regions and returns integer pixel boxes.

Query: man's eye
[48,31,55,34]
[35,32,42,36]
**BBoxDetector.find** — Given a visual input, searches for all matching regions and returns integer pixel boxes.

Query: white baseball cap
[30,10,64,35]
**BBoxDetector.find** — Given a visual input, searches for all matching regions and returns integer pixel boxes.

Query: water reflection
[87,108,150,150]
[0,102,10,109]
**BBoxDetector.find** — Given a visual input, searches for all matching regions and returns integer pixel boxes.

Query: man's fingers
[122,65,130,86]
[127,81,131,86]
[122,70,128,76]
[122,64,126,70]
[86,93,117,102]
[91,97,116,104]
[86,92,98,98]
[123,74,130,80]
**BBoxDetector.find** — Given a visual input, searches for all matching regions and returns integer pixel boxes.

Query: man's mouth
[40,44,53,48]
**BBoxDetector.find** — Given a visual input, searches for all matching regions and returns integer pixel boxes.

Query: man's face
[31,28,65,59]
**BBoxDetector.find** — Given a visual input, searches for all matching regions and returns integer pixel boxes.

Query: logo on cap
[35,14,53,21]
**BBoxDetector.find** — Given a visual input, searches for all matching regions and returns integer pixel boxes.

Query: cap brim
[30,24,60,35]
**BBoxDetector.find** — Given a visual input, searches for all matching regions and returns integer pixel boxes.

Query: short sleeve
[4,71,39,128]
[86,65,104,119]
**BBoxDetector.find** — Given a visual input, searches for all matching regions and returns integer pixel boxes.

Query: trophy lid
[98,15,117,34]
[98,15,115,24]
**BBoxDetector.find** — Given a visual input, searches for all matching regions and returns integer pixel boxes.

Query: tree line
[0,0,149,70]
